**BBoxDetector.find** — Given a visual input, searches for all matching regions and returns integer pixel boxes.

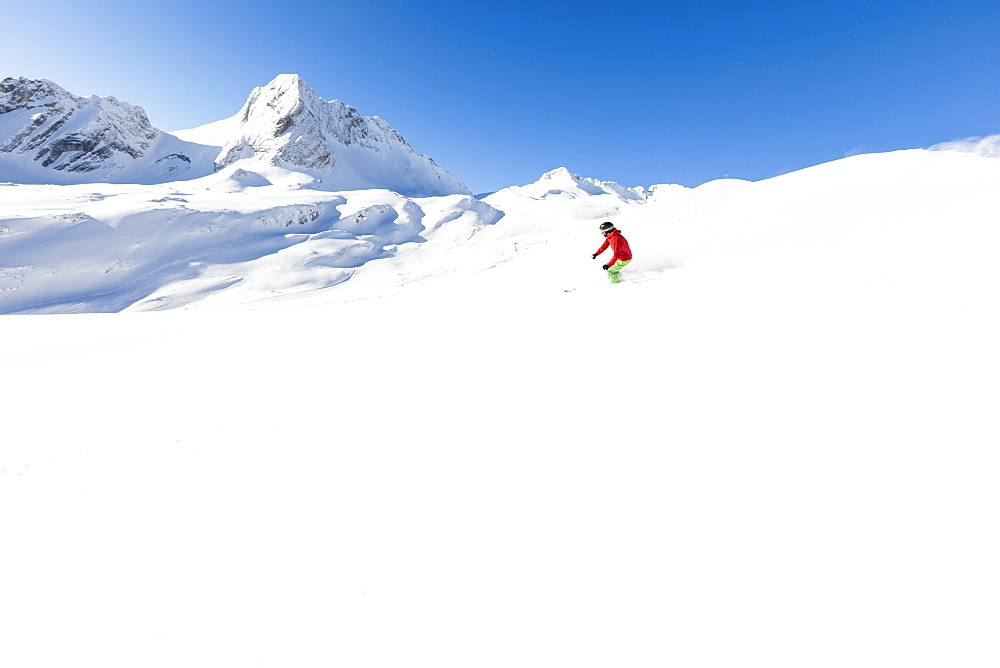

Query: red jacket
[595,229,632,265]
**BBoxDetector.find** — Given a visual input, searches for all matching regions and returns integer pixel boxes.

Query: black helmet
[598,222,614,233]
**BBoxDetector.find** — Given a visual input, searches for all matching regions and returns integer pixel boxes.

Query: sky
[2,0,997,193]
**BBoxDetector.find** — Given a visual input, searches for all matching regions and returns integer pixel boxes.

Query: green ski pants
[606,259,631,283]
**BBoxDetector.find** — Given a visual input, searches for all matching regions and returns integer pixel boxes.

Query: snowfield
[2,143,999,668]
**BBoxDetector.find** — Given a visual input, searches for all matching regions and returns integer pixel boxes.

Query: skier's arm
[594,239,610,257]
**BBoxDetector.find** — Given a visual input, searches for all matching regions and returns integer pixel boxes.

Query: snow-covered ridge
[0,75,468,196]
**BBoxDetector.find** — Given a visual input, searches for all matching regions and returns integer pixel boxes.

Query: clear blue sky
[3,0,997,193]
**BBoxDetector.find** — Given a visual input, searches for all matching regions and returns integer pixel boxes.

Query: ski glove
[602,264,610,270]
[592,253,598,259]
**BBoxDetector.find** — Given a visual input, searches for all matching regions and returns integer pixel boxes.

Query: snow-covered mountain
[172,74,469,196]
[0,76,208,184]
[0,75,469,196]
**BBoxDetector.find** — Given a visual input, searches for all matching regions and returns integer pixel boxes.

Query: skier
[592,221,632,283]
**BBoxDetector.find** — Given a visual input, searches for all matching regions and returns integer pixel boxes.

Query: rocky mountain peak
[181,74,468,195]
[238,74,319,128]
[227,74,409,156]
[0,76,163,176]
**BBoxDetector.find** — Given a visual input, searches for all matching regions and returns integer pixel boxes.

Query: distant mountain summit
[0,74,469,196]
[173,74,470,196]
[492,167,647,202]
[536,167,647,200]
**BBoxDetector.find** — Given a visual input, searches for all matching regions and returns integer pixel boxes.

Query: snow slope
[0,166,652,313]
[2,144,999,668]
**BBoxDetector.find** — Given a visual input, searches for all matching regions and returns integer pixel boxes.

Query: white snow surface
[2,142,1000,668]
